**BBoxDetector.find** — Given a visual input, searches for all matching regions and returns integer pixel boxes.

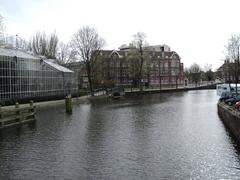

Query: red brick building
[65,44,184,89]
[217,61,239,83]
[99,45,184,88]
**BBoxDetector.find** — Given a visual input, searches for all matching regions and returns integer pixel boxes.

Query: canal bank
[218,102,240,144]
[125,84,216,95]
[0,84,216,110]
[0,95,91,112]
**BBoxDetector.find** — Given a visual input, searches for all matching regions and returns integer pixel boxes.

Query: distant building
[146,44,171,52]
[65,44,184,89]
[0,47,77,104]
[99,45,184,88]
[64,61,87,89]
[217,61,237,83]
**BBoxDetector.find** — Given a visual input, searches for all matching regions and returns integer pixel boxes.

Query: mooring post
[15,102,19,108]
[0,105,2,119]
[29,100,35,120]
[65,95,72,113]
[15,102,20,122]
[0,105,2,128]
[29,100,34,112]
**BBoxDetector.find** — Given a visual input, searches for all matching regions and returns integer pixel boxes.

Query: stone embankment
[0,84,216,113]
[218,102,240,144]
[125,84,216,95]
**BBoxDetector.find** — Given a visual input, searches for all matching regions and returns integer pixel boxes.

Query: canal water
[1,90,240,179]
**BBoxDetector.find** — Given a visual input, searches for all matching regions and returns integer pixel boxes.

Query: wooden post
[15,102,20,122]
[15,102,19,108]
[0,105,2,128]
[0,105,2,119]
[29,100,34,113]
[65,95,72,113]
[29,100,35,120]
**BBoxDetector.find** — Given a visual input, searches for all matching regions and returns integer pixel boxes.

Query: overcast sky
[1,0,240,70]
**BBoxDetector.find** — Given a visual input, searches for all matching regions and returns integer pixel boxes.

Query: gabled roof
[217,62,234,71]
[99,49,180,60]
[44,59,73,73]
[0,47,39,59]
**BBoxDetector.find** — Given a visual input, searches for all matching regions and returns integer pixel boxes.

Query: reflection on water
[1,90,240,179]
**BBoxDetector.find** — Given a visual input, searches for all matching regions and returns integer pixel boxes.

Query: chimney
[161,46,164,52]
[161,46,164,58]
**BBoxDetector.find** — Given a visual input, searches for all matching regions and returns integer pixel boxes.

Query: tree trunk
[236,60,239,95]
[158,61,161,90]
[138,50,144,92]
[159,76,161,90]
[175,76,178,89]
[86,60,94,96]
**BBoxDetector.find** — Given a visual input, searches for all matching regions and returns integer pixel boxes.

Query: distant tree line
[184,63,215,86]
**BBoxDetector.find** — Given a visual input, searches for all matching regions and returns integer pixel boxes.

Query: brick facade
[99,45,184,88]
[65,45,184,89]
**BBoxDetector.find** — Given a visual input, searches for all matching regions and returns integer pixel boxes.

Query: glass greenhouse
[0,47,77,104]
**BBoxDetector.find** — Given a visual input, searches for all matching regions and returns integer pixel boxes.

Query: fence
[0,101,36,129]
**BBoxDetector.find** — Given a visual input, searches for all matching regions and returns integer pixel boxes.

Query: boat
[109,86,125,99]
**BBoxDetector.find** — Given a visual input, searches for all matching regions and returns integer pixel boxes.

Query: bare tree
[56,42,77,65]
[0,14,6,45]
[131,32,148,92]
[127,42,149,89]
[47,32,58,59]
[184,67,190,80]
[189,63,202,87]
[127,46,141,88]
[30,32,47,56]
[0,14,3,30]
[226,34,240,94]
[71,26,105,96]
[15,35,29,50]
[202,64,214,82]
[30,31,59,59]
[204,69,214,82]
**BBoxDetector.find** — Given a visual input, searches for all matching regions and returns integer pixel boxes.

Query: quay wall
[125,84,216,96]
[0,85,216,108]
[1,92,86,106]
[218,102,240,144]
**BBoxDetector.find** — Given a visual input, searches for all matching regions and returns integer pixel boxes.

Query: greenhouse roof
[44,59,74,73]
[0,47,39,59]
